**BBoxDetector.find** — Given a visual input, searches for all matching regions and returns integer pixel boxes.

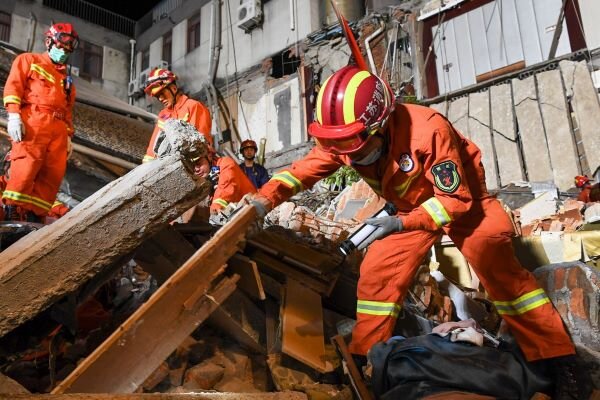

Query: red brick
[567,267,579,289]
[554,268,566,290]
[569,288,588,320]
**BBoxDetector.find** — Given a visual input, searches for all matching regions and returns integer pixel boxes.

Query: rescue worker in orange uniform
[239,139,270,189]
[143,68,212,163]
[252,65,588,398]
[2,23,78,222]
[193,147,256,214]
[574,175,599,203]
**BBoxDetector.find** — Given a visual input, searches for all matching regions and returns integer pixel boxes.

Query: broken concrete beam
[0,154,211,337]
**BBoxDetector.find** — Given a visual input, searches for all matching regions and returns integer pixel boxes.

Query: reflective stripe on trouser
[2,112,68,216]
[349,197,575,361]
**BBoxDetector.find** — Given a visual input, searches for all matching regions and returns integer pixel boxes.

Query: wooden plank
[490,82,523,186]
[281,279,333,373]
[229,253,266,300]
[250,250,332,296]
[536,69,579,190]
[331,335,374,400]
[133,226,196,284]
[468,91,498,190]
[208,289,266,354]
[52,205,257,394]
[512,76,553,182]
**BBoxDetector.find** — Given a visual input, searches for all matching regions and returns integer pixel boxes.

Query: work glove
[362,215,403,245]
[67,136,73,159]
[7,113,24,142]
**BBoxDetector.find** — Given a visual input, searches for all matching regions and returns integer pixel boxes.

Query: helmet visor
[313,129,372,155]
[55,33,79,51]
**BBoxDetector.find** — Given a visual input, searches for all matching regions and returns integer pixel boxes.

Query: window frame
[0,11,10,42]
[187,12,200,54]
[162,31,172,65]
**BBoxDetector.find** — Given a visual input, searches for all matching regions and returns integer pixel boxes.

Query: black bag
[368,334,552,400]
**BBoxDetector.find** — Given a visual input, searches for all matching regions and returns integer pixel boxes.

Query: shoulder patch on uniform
[431,161,460,193]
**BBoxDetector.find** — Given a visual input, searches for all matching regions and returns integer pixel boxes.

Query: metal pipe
[289,0,295,31]
[365,19,386,75]
[204,0,223,148]
[128,39,136,105]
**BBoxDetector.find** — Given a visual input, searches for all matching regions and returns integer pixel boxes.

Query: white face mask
[352,146,383,166]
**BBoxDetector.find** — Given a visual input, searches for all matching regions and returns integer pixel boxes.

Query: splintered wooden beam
[331,335,373,400]
[52,205,257,394]
[228,253,266,300]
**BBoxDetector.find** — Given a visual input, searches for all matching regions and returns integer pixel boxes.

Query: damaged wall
[429,59,600,191]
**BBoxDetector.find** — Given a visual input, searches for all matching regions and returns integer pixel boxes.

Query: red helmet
[308,65,394,155]
[574,175,591,188]
[240,139,258,153]
[45,23,79,52]
[144,68,178,96]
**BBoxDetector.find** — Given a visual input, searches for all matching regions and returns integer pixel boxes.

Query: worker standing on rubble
[250,64,590,398]
[239,139,270,189]
[143,68,212,163]
[2,23,78,223]
[194,145,256,215]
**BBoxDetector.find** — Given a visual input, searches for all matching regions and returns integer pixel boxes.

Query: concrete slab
[0,155,211,337]
[490,82,524,186]
[536,69,580,190]
[560,60,600,176]
[512,76,553,182]
[446,96,469,139]
[468,91,498,190]
[429,101,447,116]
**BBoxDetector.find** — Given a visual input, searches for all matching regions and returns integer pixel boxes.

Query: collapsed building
[0,0,599,399]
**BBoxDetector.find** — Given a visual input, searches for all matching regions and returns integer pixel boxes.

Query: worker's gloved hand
[66,136,73,159]
[241,194,272,219]
[364,215,403,242]
[7,113,25,142]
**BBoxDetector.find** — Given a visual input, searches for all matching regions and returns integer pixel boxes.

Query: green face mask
[49,46,69,64]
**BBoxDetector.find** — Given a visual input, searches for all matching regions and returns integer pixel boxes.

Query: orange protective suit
[143,94,212,162]
[2,52,75,216]
[577,183,600,203]
[210,157,256,213]
[259,104,575,361]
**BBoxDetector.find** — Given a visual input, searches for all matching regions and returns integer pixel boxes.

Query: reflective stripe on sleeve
[357,299,401,318]
[3,95,21,106]
[213,198,229,208]
[271,171,303,194]
[493,288,551,316]
[142,155,155,163]
[421,197,452,227]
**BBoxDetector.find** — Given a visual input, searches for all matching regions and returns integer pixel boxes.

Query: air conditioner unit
[237,0,262,33]
[128,79,140,97]
[138,67,151,91]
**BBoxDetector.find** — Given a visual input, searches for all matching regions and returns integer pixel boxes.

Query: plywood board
[281,279,333,373]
